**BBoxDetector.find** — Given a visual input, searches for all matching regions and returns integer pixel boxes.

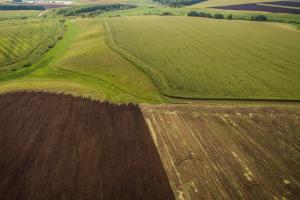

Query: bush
[214,13,224,19]
[48,44,54,49]
[58,36,63,40]
[254,15,267,21]
[187,11,216,19]
[187,11,199,17]
[11,68,17,72]
[198,12,206,17]
[205,13,212,18]
[227,14,233,19]
[23,63,31,68]
[21,16,28,20]
[161,11,173,16]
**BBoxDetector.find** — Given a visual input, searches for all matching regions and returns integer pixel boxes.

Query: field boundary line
[102,18,171,96]
[55,67,164,103]
[163,93,300,103]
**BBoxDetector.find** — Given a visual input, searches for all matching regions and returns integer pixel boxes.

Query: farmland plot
[0,92,174,200]
[141,103,300,199]
[212,3,300,15]
[108,16,300,100]
[0,18,63,72]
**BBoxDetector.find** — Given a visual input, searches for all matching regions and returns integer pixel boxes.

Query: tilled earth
[0,92,174,200]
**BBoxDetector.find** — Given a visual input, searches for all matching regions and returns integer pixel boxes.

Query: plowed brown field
[0,92,174,200]
[141,103,300,200]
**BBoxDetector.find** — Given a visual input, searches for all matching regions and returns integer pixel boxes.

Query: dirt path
[38,10,48,17]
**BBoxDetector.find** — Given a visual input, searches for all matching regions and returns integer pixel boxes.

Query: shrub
[187,11,199,17]
[227,14,233,19]
[254,15,267,21]
[161,11,173,16]
[205,13,212,18]
[11,68,17,72]
[48,44,54,49]
[21,16,28,20]
[23,63,31,68]
[58,36,63,40]
[214,13,224,19]
[198,12,206,17]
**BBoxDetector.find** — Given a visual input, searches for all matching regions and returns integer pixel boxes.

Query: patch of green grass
[0,18,164,103]
[0,10,40,20]
[108,16,300,100]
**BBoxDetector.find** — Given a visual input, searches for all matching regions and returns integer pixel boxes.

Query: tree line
[188,11,268,21]
[0,4,45,10]
[153,0,206,6]
[56,4,136,16]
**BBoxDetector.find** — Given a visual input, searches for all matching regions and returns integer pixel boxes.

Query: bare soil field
[212,3,300,14]
[141,103,300,200]
[263,1,300,8]
[0,92,174,200]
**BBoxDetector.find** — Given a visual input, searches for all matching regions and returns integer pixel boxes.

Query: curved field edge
[106,16,300,101]
[103,19,171,96]
[0,19,166,103]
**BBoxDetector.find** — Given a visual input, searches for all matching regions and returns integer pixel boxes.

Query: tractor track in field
[141,103,300,200]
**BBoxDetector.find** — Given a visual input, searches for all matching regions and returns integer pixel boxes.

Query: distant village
[12,0,73,5]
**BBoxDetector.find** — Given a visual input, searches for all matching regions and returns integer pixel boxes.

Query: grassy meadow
[0,10,40,20]
[108,16,300,100]
[0,18,164,103]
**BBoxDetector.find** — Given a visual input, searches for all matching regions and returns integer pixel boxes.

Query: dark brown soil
[0,92,174,200]
[212,3,300,15]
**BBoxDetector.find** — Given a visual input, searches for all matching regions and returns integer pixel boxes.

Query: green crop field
[0,18,163,103]
[108,16,300,100]
[0,10,40,20]
[191,0,281,8]
[0,17,64,73]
